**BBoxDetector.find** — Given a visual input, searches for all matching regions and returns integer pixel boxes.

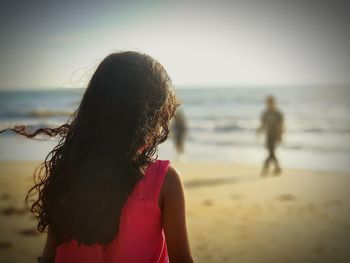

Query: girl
[5,52,193,263]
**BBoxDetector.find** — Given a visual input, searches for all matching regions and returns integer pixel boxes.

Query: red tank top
[55,160,170,263]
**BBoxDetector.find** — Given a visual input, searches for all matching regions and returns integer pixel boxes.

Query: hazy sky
[1,0,349,89]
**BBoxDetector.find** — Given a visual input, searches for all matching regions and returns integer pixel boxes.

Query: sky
[0,0,350,89]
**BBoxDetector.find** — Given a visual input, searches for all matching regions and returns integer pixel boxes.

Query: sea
[0,86,350,172]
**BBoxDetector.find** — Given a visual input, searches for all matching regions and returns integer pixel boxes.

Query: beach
[1,161,349,263]
[2,0,350,262]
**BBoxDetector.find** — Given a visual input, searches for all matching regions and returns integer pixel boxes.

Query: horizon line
[0,83,349,91]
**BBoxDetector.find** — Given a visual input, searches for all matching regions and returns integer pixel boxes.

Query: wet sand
[0,161,349,263]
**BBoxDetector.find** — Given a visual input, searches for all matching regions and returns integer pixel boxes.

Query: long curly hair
[1,52,179,245]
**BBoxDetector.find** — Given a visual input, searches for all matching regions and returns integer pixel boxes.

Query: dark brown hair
[2,52,179,245]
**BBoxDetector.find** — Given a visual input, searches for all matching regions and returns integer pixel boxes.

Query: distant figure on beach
[257,95,284,175]
[172,109,187,159]
[1,52,193,263]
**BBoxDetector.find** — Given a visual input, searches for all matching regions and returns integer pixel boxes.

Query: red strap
[146,160,170,202]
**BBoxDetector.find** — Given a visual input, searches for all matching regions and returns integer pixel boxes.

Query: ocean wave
[186,136,350,153]
[304,128,325,133]
[0,109,73,119]
[28,109,73,118]
[214,124,251,132]
[188,119,350,134]
[189,121,256,133]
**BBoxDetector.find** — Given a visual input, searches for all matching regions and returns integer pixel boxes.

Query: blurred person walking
[257,95,284,175]
[172,109,187,160]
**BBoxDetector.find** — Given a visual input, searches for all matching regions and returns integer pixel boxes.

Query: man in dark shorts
[257,96,284,175]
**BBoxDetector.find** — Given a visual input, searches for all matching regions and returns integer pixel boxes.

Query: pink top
[55,160,170,263]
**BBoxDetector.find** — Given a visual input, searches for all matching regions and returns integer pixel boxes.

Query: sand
[0,161,349,263]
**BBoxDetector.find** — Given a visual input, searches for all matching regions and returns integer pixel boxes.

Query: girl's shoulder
[163,165,181,188]
[141,159,183,208]
[147,160,182,192]
[159,164,183,208]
